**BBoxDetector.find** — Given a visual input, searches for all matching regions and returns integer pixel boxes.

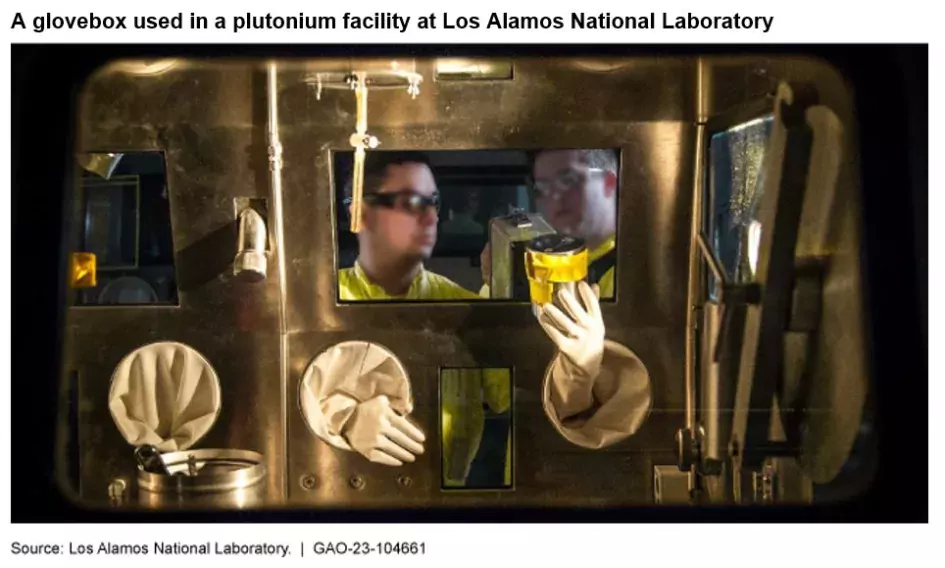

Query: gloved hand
[342,394,426,466]
[537,280,605,380]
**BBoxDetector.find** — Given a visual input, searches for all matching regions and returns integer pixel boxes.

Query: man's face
[532,150,615,236]
[362,162,439,260]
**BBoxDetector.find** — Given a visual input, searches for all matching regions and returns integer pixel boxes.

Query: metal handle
[233,207,268,282]
[696,232,727,287]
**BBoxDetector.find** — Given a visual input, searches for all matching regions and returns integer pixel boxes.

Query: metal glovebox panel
[286,324,682,506]
[274,57,695,506]
[57,53,872,510]
[62,61,286,508]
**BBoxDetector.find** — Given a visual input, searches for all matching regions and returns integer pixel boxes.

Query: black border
[11,44,928,523]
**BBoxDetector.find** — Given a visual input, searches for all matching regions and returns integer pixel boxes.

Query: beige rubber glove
[537,281,605,382]
[108,341,221,453]
[537,282,654,448]
[342,395,426,467]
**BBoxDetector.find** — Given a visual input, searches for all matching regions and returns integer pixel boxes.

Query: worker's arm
[537,281,604,419]
[537,282,652,449]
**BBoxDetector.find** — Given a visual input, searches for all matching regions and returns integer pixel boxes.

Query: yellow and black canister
[525,234,588,315]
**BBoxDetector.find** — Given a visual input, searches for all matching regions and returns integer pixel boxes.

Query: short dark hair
[527,148,619,174]
[342,151,433,201]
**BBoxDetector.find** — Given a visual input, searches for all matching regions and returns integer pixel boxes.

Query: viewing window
[705,115,775,299]
[72,151,179,306]
[440,367,513,490]
[333,148,621,303]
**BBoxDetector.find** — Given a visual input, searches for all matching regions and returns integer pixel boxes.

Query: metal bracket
[695,232,761,364]
[688,83,827,504]
[676,425,709,473]
[787,258,824,332]
[654,466,691,505]
[675,427,697,472]
[728,82,820,476]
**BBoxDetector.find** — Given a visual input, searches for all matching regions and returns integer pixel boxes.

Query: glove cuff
[320,391,362,446]
[559,350,602,382]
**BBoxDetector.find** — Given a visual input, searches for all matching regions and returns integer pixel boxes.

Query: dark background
[10,44,928,523]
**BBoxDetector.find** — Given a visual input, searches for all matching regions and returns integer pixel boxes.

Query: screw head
[397,475,412,488]
[349,475,366,490]
[300,475,317,491]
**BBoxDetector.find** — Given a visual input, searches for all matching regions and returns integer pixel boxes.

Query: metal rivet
[300,475,317,491]
[349,475,365,490]
[397,475,412,488]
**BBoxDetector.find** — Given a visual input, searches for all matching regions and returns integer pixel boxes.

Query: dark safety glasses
[361,190,440,215]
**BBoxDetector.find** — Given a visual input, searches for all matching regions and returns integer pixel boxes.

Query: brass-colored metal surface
[266,61,291,501]
[286,330,674,507]
[60,53,870,510]
[694,57,869,497]
[684,78,707,492]
[279,70,696,333]
[136,483,268,510]
[699,302,728,467]
[280,57,694,505]
[63,61,285,508]
[794,106,868,485]
[701,56,856,124]
[653,465,690,504]
[435,58,514,82]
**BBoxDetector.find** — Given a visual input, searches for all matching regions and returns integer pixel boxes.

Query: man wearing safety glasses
[480,148,619,299]
[478,149,648,453]
[528,149,650,452]
[339,151,480,301]
[530,148,619,298]
[328,152,510,481]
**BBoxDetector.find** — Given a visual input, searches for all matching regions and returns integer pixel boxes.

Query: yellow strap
[587,235,617,263]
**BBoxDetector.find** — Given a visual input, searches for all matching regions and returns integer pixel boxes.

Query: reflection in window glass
[705,115,774,299]
[334,148,621,302]
[440,367,512,490]
[335,150,534,295]
[73,151,179,306]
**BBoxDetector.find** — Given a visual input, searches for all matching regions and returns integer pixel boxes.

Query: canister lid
[527,234,586,255]
[137,449,266,493]
[525,234,589,303]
